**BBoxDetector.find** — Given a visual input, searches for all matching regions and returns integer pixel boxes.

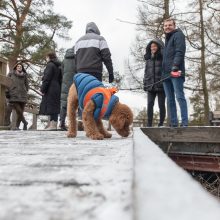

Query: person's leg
[163,79,178,127]
[12,103,23,129]
[171,77,188,126]
[157,91,166,126]
[4,102,13,126]
[147,91,156,127]
[20,102,28,130]
[59,106,67,130]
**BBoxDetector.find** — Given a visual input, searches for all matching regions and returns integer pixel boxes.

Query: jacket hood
[50,58,61,67]
[144,39,164,60]
[64,47,75,59]
[86,22,100,35]
[13,62,27,73]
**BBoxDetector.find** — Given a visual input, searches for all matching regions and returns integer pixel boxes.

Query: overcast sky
[53,0,138,75]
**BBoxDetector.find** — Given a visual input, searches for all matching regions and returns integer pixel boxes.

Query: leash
[110,71,182,91]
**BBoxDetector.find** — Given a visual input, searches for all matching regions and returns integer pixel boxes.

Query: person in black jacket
[74,22,114,83]
[59,47,76,130]
[143,39,166,127]
[39,52,62,130]
[162,18,188,127]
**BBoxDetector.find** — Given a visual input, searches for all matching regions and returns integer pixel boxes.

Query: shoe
[23,121,28,130]
[60,125,67,131]
[180,124,188,127]
[45,120,57,130]
[158,123,164,127]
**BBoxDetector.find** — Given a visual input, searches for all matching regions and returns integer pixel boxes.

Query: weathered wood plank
[141,127,220,143]
[0,74,12,88]
[159,142,220,155]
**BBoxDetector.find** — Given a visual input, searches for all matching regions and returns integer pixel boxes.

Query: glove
[109,74,114,83]
[172,65,179,72]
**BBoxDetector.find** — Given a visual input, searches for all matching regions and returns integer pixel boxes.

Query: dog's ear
[118,114,126,129]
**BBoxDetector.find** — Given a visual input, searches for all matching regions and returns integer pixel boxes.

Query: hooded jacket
[74,73,119,120]
[74,22,114,78]
[39,59,62,115]
[162,28,186,78]
[6,63,29,103]
[61,47,76,108]
[143,39,164,92]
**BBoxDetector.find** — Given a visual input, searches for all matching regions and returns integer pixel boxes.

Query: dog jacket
[73,73,119,120]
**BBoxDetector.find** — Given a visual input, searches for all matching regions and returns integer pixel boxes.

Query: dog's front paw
[67,132,76,138]
[90,133,104,140]
[103,132,112,138]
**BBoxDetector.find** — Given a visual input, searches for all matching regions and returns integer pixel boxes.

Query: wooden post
[0,57,9,129]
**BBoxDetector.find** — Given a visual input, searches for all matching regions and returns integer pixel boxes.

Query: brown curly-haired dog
[67,83,133,140]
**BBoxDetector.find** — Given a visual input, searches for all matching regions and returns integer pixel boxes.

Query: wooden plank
[170,154,220,173]
[213,111,220,119]
[141,127,220,143]
[0,75,13,88]
[24,107,39,115]
[159,142,220,155]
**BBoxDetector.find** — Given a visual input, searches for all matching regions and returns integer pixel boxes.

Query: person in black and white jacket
[74,22,114,83]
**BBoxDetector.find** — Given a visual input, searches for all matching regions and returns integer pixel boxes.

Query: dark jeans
[147,91,166,127]
[60,106,67,125]
[163,77,188,126]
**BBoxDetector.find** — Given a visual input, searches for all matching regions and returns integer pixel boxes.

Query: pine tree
[0,0,72,68]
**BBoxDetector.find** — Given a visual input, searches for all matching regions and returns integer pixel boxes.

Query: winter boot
[45,120,57,130]
[23,121,28,130]
[59,121,67,131]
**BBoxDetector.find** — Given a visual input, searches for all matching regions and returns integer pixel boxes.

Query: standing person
[5,63,29,130]
[74,22,114,83]
[39,52,62,130]
[143,39,166,127]
[59,47,76,130]
[162,18,188,127]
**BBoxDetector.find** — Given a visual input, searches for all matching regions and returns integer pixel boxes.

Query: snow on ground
[134,128,220,220]
[0,128,220,220]
[0,130,133,220]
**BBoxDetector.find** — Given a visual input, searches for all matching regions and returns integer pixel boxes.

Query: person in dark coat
[59,47,76,130]
[74,22,114,83]
[5,62,29,130]
[39,52,62,130]
[143,39,166,127]
[162,18,188,127]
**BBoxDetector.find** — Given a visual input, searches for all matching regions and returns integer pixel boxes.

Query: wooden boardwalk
[0,129,220,220]
[0,131,133,220]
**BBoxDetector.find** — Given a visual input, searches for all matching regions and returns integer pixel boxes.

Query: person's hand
[172,66,179,72]
[109,74,114,83]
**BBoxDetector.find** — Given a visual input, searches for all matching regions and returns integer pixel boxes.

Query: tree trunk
[164,0,170,19]
[199,0,210,124]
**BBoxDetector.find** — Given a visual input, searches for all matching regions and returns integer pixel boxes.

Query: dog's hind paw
[67,132,76,138]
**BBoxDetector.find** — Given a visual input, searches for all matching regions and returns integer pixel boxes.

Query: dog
[67,73,133,140]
